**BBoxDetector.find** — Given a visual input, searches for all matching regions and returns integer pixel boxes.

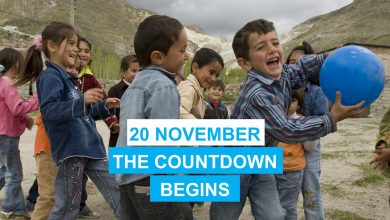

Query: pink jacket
[0,76,38,137]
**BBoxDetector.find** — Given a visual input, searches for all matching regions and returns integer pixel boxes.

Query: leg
[127,177,193,220]
[119,184,140,220]
[247,174,284,220]
[275,170,304,220]
[0,135,26,216]
[302,144,324,220]
[85,159,121,219]
[0,165,6,190]
[49,157,85,220]
[32,152,57,220]
[210,175,250,220]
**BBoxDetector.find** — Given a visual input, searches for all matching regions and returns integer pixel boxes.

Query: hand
[105,98,120,109]
[111,123,120,133]
[330,91,365,122]
[84,88,104,105]
[370,148,390,170]
[24,116,34,130]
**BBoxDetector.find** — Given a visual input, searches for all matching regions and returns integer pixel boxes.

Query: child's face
[160,29,188,74]
[79,41,91,66]
[288,50,305,64]
[122,62,140,84]
[49,33,79,69]
[66,65,78,77]
[244,31,283,79]
[192,60,223,89]
[288,98,299,115]
[209,85,223,101]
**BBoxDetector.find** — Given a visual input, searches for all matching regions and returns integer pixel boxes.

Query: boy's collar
[248,69,281,86]
[142,65,176,84]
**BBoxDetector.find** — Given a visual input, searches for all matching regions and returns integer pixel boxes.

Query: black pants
[119,177,193,220]
[27,174,89,211]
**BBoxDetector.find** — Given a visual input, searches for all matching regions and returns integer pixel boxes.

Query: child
[178,47,224,119]
[32,21,120,219]
[0,48,38,219]
[210,19,364,220]
[107,55,139,147]
[204,79,229,119]
[287,41,328,219]
[116,15,193,219]
[275,89,316,220]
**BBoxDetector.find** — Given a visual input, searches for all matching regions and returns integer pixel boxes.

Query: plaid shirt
[231,54,336,146]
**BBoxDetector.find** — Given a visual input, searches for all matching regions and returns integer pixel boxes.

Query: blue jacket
[116,66,179,185]
[37,61,114,165]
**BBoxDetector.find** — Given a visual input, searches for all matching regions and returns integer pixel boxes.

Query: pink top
[0,76,38,137]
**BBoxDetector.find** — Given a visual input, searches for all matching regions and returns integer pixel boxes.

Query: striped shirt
[231,54,336,146]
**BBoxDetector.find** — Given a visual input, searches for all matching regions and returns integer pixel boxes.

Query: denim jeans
[210,174,284,220]
[49,157,121,220]
[0,135,26,215]
[275,170,304,220]
[119,177,193,220]
[302,143,324,220]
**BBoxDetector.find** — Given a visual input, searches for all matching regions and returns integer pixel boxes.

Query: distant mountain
[281,0,390,54]
[0,0,236,69]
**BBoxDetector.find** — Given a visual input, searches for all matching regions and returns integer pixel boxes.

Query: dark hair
[78,35,92,50]
[0,48,24,77]
[120,55,138,72]
[209,79,225,91]
[14,22,76,86]
[191,48,224,72]
[285,41,314,64]
[134,15,184,67]
[292,88,305,107]
[232,19,275,60]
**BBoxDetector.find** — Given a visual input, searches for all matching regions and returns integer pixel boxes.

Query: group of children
[0,12,387,220]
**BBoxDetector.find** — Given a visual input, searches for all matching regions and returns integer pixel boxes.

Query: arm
[3,81,38,116]
[104,85,119,129]
[376,107,390,148]
[286,54,327,89]
[38,73,86,122]
[177,84,197,119]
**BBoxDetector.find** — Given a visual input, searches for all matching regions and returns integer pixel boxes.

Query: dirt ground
[4,117,390,220]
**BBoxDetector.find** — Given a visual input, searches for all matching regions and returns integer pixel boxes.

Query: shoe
[0,210,30,219]
[77,206,100,219]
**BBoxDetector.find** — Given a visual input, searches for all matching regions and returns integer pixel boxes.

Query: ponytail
[14,45,43,87]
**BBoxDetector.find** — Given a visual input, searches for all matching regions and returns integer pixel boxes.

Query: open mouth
[266,57,280,66]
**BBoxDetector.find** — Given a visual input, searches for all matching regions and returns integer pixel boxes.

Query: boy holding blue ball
[210,18,365,220]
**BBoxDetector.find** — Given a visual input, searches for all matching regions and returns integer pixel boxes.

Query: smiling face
[79,40,91,66]
[242,31,283,79]
[209,85,224,100]
[192,60,223,89]
[49,33,79,69]
[122,61,140,84]
[288,50,305,64]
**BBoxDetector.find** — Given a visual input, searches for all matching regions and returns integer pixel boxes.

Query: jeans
[49,157,121,220]
[275,170,304,220]
[210,174,284,220]
[302,143,324,220]
[119,177,193,220]
[0,135,26,215]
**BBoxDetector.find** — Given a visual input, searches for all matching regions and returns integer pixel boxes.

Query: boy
[115,15,193,220]
[204,79,229,119]
[210,19,364,220]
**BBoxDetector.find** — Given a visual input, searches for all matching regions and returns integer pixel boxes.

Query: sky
[128,0,353,38]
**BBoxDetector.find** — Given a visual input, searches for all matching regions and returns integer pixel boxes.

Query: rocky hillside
[281,0,390,53]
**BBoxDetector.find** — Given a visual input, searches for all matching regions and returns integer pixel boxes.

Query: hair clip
[34,35,43,52]
[0,64,4,73]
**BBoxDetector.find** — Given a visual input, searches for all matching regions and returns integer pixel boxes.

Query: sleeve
[376,107,390,148]
[38,73,86,122]
[286,53,327,89]
[90,100,115,121]
[145,85,179,119]
[104,85,119,128]
[3,81,38,116]
[251,92,336,144]
[177,84,197,119]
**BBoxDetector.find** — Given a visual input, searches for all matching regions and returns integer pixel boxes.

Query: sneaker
[77,206,100,219]
[0,210,30,219]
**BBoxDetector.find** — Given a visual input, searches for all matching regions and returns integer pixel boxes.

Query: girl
[177,48,224,119]
[107,55,139,147]
[29,21,120,219]
[0,48,38,219]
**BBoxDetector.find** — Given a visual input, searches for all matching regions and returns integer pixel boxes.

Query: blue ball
[320,45,385,107]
